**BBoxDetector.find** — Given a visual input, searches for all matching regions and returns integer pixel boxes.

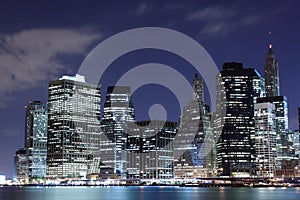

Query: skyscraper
[264,44,280,97]
[257,96,291,166]
[127,120,177,179]
[216,62,264,177]
[174,74,213,178]
[47,74,101,179]
[254,102,277,177]
[14,148,27,183]
[261,43,294,171]
[100,86,135,179]
[25,101,48,182]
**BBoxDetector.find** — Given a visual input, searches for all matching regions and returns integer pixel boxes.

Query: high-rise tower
[254,102,277,177]
[262,42,292,169]
[47,74,101,179]
[25,101,48,182]
[100,86,135,179]
[216,62,264,177]
[174,74,213,178]
[264,44,280,97]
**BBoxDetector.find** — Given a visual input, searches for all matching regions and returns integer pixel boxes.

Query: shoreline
[2,183,300,188]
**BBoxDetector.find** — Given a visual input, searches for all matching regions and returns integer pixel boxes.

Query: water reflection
[0,186,299,200]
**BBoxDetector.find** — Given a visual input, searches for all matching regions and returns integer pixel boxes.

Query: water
[0,186,300,200]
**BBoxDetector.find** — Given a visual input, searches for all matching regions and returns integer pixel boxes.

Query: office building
[293,130,300,160]
[25,101,48,182]
[100,86,135,179]
[257,96,291,167]
[47,74,101,179]
[14,148,27,183]
[254,102,277,177]
[173,74,213,178]
[216,62,264,177]
[127,120,177,179]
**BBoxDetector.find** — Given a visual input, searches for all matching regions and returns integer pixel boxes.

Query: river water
[0,186,300,200]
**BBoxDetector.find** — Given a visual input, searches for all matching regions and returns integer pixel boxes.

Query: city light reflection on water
[0,186,300,200]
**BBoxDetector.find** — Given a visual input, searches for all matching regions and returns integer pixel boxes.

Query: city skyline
[1,0,300,179]
[11,65,298,181]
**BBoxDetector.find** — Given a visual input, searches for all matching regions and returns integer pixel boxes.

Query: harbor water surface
[1,186,300,200]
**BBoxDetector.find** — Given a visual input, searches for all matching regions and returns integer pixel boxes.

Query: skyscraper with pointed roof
[260,41,292,170]
[264,44,280,97]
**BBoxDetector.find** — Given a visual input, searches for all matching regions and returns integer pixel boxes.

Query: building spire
[264,31,280,97]
[268,32,273,52]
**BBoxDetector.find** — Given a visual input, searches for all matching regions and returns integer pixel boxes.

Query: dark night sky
[0,0,300,178]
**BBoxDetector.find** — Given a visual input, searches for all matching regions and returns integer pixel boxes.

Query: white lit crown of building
[59,74,86,83]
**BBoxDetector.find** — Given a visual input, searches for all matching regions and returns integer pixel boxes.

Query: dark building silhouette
[216,62,264,177]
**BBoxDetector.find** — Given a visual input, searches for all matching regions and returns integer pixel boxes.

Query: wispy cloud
[0,28,101,107]
[185,5,259,35]
[135,2,151,16]
[186,6,235,21]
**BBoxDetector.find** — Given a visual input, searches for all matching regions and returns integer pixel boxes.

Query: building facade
[254,102,277,177]
[173,74,213,178]
[127,120,177,179]
[216,62,264,177]
[257,96,291,168]
[25,101,48,182]
[14,148,27,183]
[47,74,101,179]
[100,86,135,179]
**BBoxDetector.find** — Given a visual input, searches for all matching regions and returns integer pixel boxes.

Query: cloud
[186,6,235,21]
[135,2,151,16]
[185,5,259,35]
[0,28,101,107]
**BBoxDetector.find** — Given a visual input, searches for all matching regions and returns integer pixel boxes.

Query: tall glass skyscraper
[100,86,135,179]
[25,101,48,182]
[262,44,292,169]
[47,74,101,179]
[216,62,264,177]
